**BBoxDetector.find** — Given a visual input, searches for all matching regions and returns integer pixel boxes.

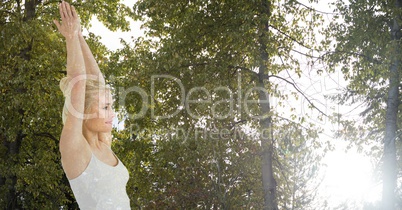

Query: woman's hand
[53,1,81,40]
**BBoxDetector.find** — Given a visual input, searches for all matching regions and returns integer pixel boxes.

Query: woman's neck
[83,129,101,148]
[83,128,112,149]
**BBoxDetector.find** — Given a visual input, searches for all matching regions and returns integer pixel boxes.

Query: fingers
[59,2,64,19]
[59,1,75,20]
[55,1,81,37]
[64,2,73,18]
[71,6,77,18]
[53,20,61,30]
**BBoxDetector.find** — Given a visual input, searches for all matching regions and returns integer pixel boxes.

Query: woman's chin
[104,124,113,131]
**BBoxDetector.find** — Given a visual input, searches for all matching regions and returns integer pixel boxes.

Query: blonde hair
[60,77,111,124]
[84,79,111,114]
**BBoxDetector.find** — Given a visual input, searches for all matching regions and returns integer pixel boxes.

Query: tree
[108,40,266,208]
[324,0,402,209]
[274,119,323,210]
[109,0,327,209]
[0,0,133,208]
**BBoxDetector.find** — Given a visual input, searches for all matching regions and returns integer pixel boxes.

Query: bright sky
[86,0,382,209]
[83,1,141,51]
[319,141,381,208]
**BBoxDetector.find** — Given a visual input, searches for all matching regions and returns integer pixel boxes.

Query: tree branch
[268,24,309,49]
[294,0,337,15]
[321,50,383,65]
[266,74,328,117]
[34,132,59,142]
[274,115,315,132]
[228,65,258,79]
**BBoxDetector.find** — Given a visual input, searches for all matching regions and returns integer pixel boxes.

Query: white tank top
[68,153,131,210]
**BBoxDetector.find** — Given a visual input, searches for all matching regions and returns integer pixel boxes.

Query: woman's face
[84,90,115,133]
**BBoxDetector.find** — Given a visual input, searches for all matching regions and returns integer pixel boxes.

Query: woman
[54,1,130,209]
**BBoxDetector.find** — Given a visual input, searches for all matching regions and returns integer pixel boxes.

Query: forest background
[0,0,401,209]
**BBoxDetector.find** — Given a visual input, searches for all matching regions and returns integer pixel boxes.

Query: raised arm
[54,1,91,179]
[54,2,85,78]
[79,34,106,84]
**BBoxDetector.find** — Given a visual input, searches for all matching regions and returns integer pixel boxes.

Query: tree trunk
[3,129,24,210]
[258,1,278,209]
[382,1,401,209]
[258,63,277,210]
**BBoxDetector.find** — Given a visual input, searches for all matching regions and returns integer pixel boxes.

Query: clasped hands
[53,1,81,39]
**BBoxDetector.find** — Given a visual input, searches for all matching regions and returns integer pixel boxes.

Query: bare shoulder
[59,127,92,180]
